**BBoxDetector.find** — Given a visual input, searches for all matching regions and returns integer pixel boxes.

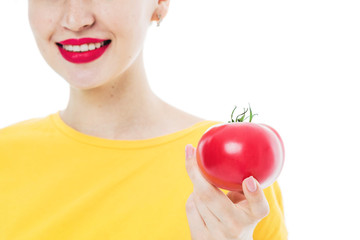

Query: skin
[28,1,270,239]
[185,144,270,240]
[28,0,203,140]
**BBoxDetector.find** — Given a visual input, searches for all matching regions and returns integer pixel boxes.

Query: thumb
[242,176,270,220]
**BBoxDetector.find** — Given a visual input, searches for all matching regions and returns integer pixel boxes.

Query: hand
[185,144,270,240]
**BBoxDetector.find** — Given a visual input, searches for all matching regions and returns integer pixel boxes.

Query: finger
[185,144,235,223]
[185,193,209,239]
[242,176,270,220]
[193,192,221,228]
[227,191,246,204]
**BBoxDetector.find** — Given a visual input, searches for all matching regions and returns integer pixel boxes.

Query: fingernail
[245,176,257,192]
[185,144,194,159]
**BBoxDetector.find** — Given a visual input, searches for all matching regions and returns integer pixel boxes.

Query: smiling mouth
[56,40,111,53]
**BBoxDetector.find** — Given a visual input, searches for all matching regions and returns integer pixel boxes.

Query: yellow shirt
[0,112,288,240]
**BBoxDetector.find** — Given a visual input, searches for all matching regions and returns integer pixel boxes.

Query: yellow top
[0,112,288,240]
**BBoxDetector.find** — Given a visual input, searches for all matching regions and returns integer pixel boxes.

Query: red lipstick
[56,38,111,64]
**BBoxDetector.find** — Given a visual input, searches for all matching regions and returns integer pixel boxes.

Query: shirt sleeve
[253,181,288,240]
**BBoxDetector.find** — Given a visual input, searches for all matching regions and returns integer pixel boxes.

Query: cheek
[107,12,149,54]
[99,1,149,37]
[28,2,57,43]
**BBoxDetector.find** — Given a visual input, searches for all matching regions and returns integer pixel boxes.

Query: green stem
[230,105,237,123]
[229,104,257,123]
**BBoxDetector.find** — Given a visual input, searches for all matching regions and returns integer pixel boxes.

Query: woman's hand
[185,144,270,240]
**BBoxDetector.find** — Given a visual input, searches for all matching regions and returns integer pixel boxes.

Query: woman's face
[28,0,162,89]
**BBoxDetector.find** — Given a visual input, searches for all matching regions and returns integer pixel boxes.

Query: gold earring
[157,13,162,27]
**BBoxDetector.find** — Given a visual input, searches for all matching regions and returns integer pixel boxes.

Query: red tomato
[196,110,284,191]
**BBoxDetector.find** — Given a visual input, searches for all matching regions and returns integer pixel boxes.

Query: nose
[61,0,95,32]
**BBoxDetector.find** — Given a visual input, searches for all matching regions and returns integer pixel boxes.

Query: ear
[151,0,170,22]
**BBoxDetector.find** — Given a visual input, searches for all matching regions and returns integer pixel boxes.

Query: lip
[58,38,108,45]
[56,38,112,64]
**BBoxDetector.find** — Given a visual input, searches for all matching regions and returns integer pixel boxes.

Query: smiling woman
[56,38,112,64]
[0,0,288,239]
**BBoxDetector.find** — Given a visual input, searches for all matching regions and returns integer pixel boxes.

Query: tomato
[196,106,284,191]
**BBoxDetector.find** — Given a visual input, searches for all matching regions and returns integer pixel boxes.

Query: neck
[60,53,167,139]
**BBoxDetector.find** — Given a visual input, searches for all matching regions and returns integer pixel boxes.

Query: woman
[0,0,287,239]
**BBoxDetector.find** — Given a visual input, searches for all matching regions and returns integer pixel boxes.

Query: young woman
[0,0,288,239]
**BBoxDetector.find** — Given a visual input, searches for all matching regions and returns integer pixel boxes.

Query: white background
[1,1,360,239]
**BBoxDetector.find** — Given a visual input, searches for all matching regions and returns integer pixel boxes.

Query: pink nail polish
[245,176,257,192]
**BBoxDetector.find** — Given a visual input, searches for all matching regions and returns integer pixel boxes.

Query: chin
[64,72,109,90]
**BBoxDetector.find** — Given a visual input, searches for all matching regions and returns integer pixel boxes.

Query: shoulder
[169,113,222,139]
[0,114,54,144]
[161,104,223,133]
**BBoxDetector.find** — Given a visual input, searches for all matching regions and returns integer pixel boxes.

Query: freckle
[110,94,114,98]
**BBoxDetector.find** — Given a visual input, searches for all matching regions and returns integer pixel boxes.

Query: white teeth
[62,41,108,52]
[80,44,89,52]
[89,43,95,50]
[73,45,81,52]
